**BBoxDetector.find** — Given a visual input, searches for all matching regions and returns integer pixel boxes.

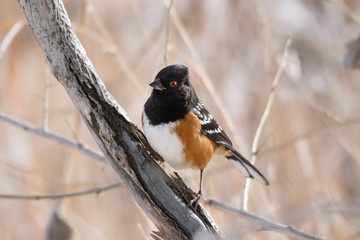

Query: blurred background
[1,0,360,239]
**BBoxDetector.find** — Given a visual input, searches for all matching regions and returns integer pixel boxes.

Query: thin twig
[202,117,360,177]
[163,0,174,66]
[169,7,248,154]
[0,112,105,161]
[256,0,272,79]
[81,3,146,97]
[261,116,360,156]
[305,94,360,161]
[328,0,360,26]
[0,182,121,200]
[65,117,81,144]
[0,20,26,60]
[205,198,323,240]
[130,0,150,42]
[242,36,293,210]
[42,67,50,130]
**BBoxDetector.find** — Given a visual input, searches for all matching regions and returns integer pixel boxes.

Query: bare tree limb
[17,1,222,239]
[0,19,26,60]
[242,36,293,210]
[328,0,360,26]
[205,198,323,240]
[261,116,360,156]
[163,0,174,66]
[169,6,249,154]
[42,68,50,130]
[81,2,147,97]
[0,112,105,162]
[0,182,121,200]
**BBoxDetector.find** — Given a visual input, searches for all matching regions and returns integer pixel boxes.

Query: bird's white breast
[142,111,187,169]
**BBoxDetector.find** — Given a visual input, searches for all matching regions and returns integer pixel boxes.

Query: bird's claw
[188,191,202,211]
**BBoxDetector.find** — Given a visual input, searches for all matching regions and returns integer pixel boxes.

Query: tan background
[0,0,360,239]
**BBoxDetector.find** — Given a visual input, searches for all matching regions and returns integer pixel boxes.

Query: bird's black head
[145,64,198,124]
[149,64,190,92]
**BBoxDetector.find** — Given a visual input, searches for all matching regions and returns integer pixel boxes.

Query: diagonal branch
[205,198,323,240]
[0,20,26,60]
[242,36,293,210]
[163,0,174,66]
[261,116,360,155]
[17,1,222,239]
[0,112,105,161]
[0,182,121,200]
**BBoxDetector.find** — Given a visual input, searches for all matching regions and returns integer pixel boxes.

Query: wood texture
[17,0,222,239]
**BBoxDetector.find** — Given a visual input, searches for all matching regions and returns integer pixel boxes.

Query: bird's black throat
[144,88,197,125]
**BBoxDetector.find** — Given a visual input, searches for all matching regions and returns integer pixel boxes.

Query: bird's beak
[149,78,166,91]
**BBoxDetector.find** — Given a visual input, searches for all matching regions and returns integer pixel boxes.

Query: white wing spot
[205,126,222,134]
[199,113,213,125]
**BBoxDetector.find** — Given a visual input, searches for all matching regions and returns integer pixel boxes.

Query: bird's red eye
[169,81,177,88]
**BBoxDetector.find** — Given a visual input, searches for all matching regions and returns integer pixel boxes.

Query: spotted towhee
[142,64,268,200]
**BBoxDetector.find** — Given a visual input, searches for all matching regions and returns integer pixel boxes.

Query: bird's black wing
[191,101,233,147]
[192,100,269,185]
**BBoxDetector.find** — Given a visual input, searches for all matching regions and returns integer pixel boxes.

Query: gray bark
[17,0,222,239]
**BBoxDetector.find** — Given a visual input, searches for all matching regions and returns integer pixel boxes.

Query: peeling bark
[17,0,222,239]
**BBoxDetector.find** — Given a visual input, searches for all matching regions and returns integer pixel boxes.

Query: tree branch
[0,19,26,60]
[0,112,105,161]
[163,0,174,66]
[205,198,323,240]
[0,182,121,200]
[261,116,360,156]
[17,1,221,239]
[242,36,293,210]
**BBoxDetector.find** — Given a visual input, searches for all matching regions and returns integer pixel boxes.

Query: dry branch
[242,36,293,210]
[0,182,121,200]
[163,0,174,66]
[0,112,105,161]
[261,116,360,156]
[205,198,323,240]
[0,20,26,60]
[17,0,221,239]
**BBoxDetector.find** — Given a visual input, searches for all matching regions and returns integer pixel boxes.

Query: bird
[142,64,268,202]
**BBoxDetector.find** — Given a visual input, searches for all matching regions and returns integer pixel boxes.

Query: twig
[205,198,323,240]
[80,2,146,97]
[328,0,360,26]
[256,0,272,78]
[65,117,81,144]
[130,0,150,42]
[0,112,105,162]
[201,116,360,176]
[169,7,249,154]
[163,0,174,66]
[0,19,26,60]
[242,36,293,210]
[42,67,50,130]
[304,94,360,161]
[0,182,121,200]
[126,0,165,71]
[261,117,360,156]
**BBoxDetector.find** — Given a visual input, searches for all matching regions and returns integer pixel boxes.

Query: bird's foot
[188,191,202,211]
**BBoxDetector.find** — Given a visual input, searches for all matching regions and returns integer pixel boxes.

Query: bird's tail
[225,147,268,185]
